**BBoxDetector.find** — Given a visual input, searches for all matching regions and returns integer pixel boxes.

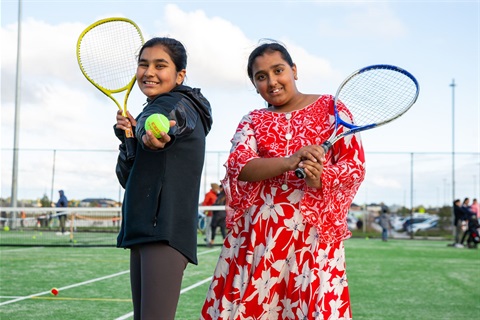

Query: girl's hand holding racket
[293,145,326,188]
[115,110,137,132]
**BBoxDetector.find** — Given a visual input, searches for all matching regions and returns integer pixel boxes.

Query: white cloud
[372,175,403,189]
[160,4,254,89]
[317,3,407,39]
[2,2,477,205]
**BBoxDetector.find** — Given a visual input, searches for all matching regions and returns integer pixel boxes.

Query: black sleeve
[115,142,135,189]
[135,93,198,152]
[114,124,137,188]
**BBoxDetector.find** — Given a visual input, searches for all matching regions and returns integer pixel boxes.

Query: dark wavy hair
[138,37,187,72]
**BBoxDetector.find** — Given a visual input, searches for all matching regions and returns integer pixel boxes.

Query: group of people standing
[452,197,479,249]
[113,37,365,319]
[201,182,227,247]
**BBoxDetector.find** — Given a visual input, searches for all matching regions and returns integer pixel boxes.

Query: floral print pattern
[201,95,365,320]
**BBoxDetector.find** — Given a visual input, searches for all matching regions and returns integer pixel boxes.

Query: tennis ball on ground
[51,288,59,296]
[3,226,9,231]
[145,113,170,138]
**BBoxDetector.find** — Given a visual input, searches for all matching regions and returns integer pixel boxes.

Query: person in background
[379,208,391,241]
[20,211,26,228]
[114,37,213,320]
[470,198,479,219]
[451,199,468,248]
[209,184,227,246]
[1,211,6,228]
[356,218,364,230]
[202,183,220,247]
[459,209,479,248]
[462,197,471,212]
[56,190,68,235]
[201,40,365,319]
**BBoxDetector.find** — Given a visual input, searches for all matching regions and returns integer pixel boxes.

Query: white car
[406,216,439,233]
[347,214,359,230]
[390,216,407,231]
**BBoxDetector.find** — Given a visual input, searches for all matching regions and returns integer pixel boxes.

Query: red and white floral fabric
[201,95,366,320]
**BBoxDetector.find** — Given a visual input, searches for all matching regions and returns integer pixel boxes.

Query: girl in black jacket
[114,37,212,320]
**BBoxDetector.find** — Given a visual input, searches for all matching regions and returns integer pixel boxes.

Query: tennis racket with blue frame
[295,64,420,179]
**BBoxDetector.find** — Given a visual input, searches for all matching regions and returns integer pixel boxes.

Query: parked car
[347,214,358,231]
[390,216,408,231]
[404,215,439,233]
[385,213,430,232]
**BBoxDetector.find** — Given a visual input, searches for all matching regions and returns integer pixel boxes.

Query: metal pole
[410,152,414,239]
[203,155,208,197]
[50,150,57,205]
[10,0,22,228]
[217,152,221,182]
[450,79,456,237]
[474,175,477,197]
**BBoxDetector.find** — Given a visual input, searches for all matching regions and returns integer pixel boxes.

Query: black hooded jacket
[114,85,212,264]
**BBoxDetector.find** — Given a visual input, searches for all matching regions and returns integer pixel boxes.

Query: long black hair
[247,40,294,81]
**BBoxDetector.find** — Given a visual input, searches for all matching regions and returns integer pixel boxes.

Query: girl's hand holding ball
[145,113,170,138]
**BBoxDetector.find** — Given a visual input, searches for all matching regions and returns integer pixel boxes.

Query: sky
[1,0,479,208]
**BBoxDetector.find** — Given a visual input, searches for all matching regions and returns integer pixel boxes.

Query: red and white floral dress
[200,95,366,320]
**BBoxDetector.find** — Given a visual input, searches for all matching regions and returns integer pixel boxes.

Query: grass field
[1,238,478,320]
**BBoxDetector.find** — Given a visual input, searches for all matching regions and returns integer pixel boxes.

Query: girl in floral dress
[201,41,366,320]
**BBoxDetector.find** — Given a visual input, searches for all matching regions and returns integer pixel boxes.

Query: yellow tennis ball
[3,226,9,231]
[145,113,170,138]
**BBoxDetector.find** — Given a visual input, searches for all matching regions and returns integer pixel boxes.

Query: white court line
[0,247,45,253]
[115,312,134,320]
[180,276,213,294]
[114,276,213,320]
[198,247,220,255]
[0,270,129,307]
[0,247,219,318]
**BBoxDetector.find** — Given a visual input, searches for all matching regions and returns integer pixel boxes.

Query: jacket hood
[172,85,213,135]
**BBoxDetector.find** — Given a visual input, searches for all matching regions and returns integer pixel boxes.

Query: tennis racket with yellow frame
[76,17,144,160]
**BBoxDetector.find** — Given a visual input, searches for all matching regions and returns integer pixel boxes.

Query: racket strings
[78,21,143,91]
[338,68,418,126]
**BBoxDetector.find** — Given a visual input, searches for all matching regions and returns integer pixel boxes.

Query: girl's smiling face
[136,45,186,99]
[251,50,298,108]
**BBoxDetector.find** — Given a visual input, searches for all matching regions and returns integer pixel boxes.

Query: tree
[436,205,452,231]
[40,194,51,207]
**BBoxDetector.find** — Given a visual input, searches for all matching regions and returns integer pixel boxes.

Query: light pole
[410,152,414,239]
[443,178,447,206]
[450,79,456,236]
[10,0,22,228]
[50,150,57,205]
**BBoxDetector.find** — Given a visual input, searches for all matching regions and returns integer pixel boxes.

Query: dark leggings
[211,221,226,241]
[210,214,226,242]
[130,242,188,320]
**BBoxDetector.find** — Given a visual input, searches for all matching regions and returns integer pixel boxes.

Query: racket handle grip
[294,167,307,179]
[124,128,136,161]
[294,142,332,180]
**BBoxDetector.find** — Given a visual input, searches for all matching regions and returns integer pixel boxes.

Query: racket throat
[322,141,333,152]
